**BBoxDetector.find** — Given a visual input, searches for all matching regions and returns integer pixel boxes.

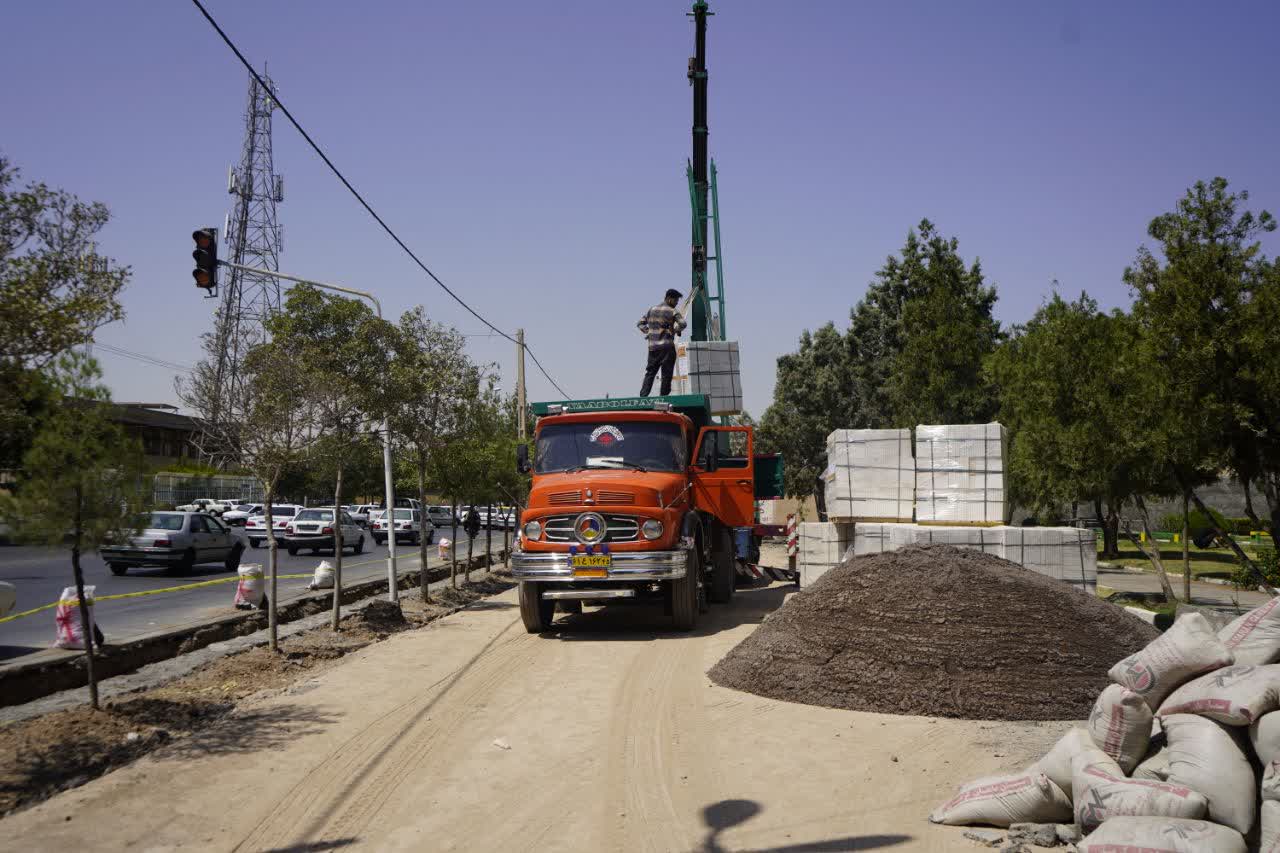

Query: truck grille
[597,490,634,504]
[548,491,581,505]
[543,514,640,543]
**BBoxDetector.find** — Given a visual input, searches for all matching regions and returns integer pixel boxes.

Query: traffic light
[192,228,218,290]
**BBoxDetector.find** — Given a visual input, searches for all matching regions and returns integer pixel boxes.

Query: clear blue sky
[4,1,1278,417]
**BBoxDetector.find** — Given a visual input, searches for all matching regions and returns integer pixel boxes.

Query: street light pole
[218,260,400,602]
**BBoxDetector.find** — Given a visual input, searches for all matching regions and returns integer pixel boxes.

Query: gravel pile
[708,544,1160,720]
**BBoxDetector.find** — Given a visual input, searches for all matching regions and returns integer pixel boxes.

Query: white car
[284,508,365,556]
[221,503,264,527]
[373,508,433,546]
[243,505,301,548]
[176,497,233,516]
[348,504,380,527]
[426,505,455,529]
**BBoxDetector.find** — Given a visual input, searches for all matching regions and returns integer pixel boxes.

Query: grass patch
[1097,540,1251,581]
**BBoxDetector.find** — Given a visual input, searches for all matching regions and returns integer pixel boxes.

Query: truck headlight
[523,520,543,540]
[642,519,663,540]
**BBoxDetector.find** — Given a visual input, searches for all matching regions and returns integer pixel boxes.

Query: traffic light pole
[218,260,401,603]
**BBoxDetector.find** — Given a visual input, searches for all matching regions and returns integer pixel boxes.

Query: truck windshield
[535,421,685,473]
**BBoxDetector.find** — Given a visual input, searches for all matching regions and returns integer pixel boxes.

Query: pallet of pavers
[797,521,854,587]
[914,423,1008,525]
[822,428,914,522]
[853,522,1097,594]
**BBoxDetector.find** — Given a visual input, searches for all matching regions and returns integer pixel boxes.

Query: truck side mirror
[516,443,530,474]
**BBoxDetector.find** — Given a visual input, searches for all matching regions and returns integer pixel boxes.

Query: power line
[94,343,195,374]
[188,0,572,400]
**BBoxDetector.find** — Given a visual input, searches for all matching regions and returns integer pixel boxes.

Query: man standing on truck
[637,288,687,397]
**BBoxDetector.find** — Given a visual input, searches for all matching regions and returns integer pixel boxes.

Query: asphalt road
[0,525,513,663]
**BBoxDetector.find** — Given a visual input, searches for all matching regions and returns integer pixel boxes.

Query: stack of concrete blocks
[797,521,854,588]
[851,522,1097,594]
[914,423,1008,525]
[823,429,914,522]
[677,341,742,415]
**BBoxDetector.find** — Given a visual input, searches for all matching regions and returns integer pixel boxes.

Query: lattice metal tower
[211,69,284,413]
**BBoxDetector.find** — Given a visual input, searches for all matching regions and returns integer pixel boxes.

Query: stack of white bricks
[914,423,1008,525]
[851,522,1097,593]
[675,341,743,415]
[797,521,854,588]
[823,429,914,522]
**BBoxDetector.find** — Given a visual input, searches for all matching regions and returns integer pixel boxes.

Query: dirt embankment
[709,545,1159,720]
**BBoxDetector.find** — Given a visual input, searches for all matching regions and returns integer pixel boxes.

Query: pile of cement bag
[932,598,1280,851]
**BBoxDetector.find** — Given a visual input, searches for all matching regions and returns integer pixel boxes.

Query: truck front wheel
[708,526,735,604]
[519,581,555,633]
[670,548,700,631]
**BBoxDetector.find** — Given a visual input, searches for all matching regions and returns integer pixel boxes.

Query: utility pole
[516,328,528,440]
[688,1,711,342]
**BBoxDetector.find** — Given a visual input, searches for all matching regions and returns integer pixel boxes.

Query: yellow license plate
[571,555,611,576]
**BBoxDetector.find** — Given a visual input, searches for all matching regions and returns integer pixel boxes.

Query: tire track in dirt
[235,619,535,851]
[602,633,723,853]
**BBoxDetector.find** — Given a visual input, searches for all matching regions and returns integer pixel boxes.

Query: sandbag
[1254,713,1280,768]
[1078,816,1246,853]
[54,585,96,650]
[1220,597,1280,666]
[1109,612,1234,709]
[929,771,1072,827]
[310,560,335,590]
[234,564,265,609]
[1158,664,1280,725]
[1264,760,1280,803]
[1163,713,1256,835]
[437,538,452,560]
[1262,800,1280,853]
[1072,763,1208,832]
[1034,728,1094,799]
[1087,684,1154,773]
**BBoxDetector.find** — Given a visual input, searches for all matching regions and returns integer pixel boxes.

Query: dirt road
[3,582,1074,852]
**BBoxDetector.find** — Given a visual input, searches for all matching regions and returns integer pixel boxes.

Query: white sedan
[243,505,301,548]
[284,508,365,556]
[373,508,433,546]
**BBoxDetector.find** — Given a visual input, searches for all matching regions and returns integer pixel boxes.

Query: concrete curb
[0,566,510,726]
[1099,561,1238,588]
[1122,606,1158,625]
[0,550,509,709]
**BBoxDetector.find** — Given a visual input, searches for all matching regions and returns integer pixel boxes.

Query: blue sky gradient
[4,1,1278,416]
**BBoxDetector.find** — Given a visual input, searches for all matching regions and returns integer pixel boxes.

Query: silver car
[100,512,245,576]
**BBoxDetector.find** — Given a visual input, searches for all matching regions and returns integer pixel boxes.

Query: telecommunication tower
[210,69,284,412]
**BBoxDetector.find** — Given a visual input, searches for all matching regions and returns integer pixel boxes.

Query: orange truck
[511,394,784,633]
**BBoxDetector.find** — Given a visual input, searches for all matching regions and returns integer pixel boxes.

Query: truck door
[692,426,755,527]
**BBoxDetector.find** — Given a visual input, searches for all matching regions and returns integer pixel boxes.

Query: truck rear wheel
[709,526,735,604]
[519,581,555,633]
[671,548,699,631]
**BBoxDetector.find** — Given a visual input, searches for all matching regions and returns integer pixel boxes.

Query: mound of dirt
[708,545,1160,721]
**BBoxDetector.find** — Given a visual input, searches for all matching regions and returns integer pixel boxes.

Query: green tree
[0,156,130,470]
[0,355,149,709]
[388,309,478,600]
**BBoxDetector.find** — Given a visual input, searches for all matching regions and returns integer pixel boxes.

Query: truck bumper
[511,548,689,582]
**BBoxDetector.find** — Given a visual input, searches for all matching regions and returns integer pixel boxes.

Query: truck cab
[512,394,779,633]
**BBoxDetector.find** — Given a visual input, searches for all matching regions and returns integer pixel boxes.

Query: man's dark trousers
[640,344,677,397]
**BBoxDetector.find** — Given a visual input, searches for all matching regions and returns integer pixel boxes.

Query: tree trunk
[1243,475,1261,526]
[1094,498,1113,559]
[1125,495,1179,602]
[70,501,99,710]
[264,491,279,652]
[331,464,344,631]
[450,500,458,588]
[1264,471,1280,552]
[503,507,510,568]
[1189,489,1275,594]
[487,502,493,573]
[467,505,475,583]
[1182,489,1191,603]
[418,452,431,603]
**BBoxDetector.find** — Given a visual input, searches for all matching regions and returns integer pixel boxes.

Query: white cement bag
[1034,728,1094,799]
[1158,663,1280,724]
[1219,597,1280,666]
[234,564,265,609]
[929,771,1072,827]
[1261,800,1280,853]
[1078,817,1246,853]
[1088,684,1154,773]
[1263,760,1280,803]
[1109,612,1235,709]
[310,560,335,590]
[53,585,96,650]
[1163,713,1256,836]
[437,538,452,560]
[1072,764,1208,832]
[1253,713,1280,768]
[1131,743,1172,782]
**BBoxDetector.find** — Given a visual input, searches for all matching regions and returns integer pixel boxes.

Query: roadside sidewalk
[1097,563,1270,614]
